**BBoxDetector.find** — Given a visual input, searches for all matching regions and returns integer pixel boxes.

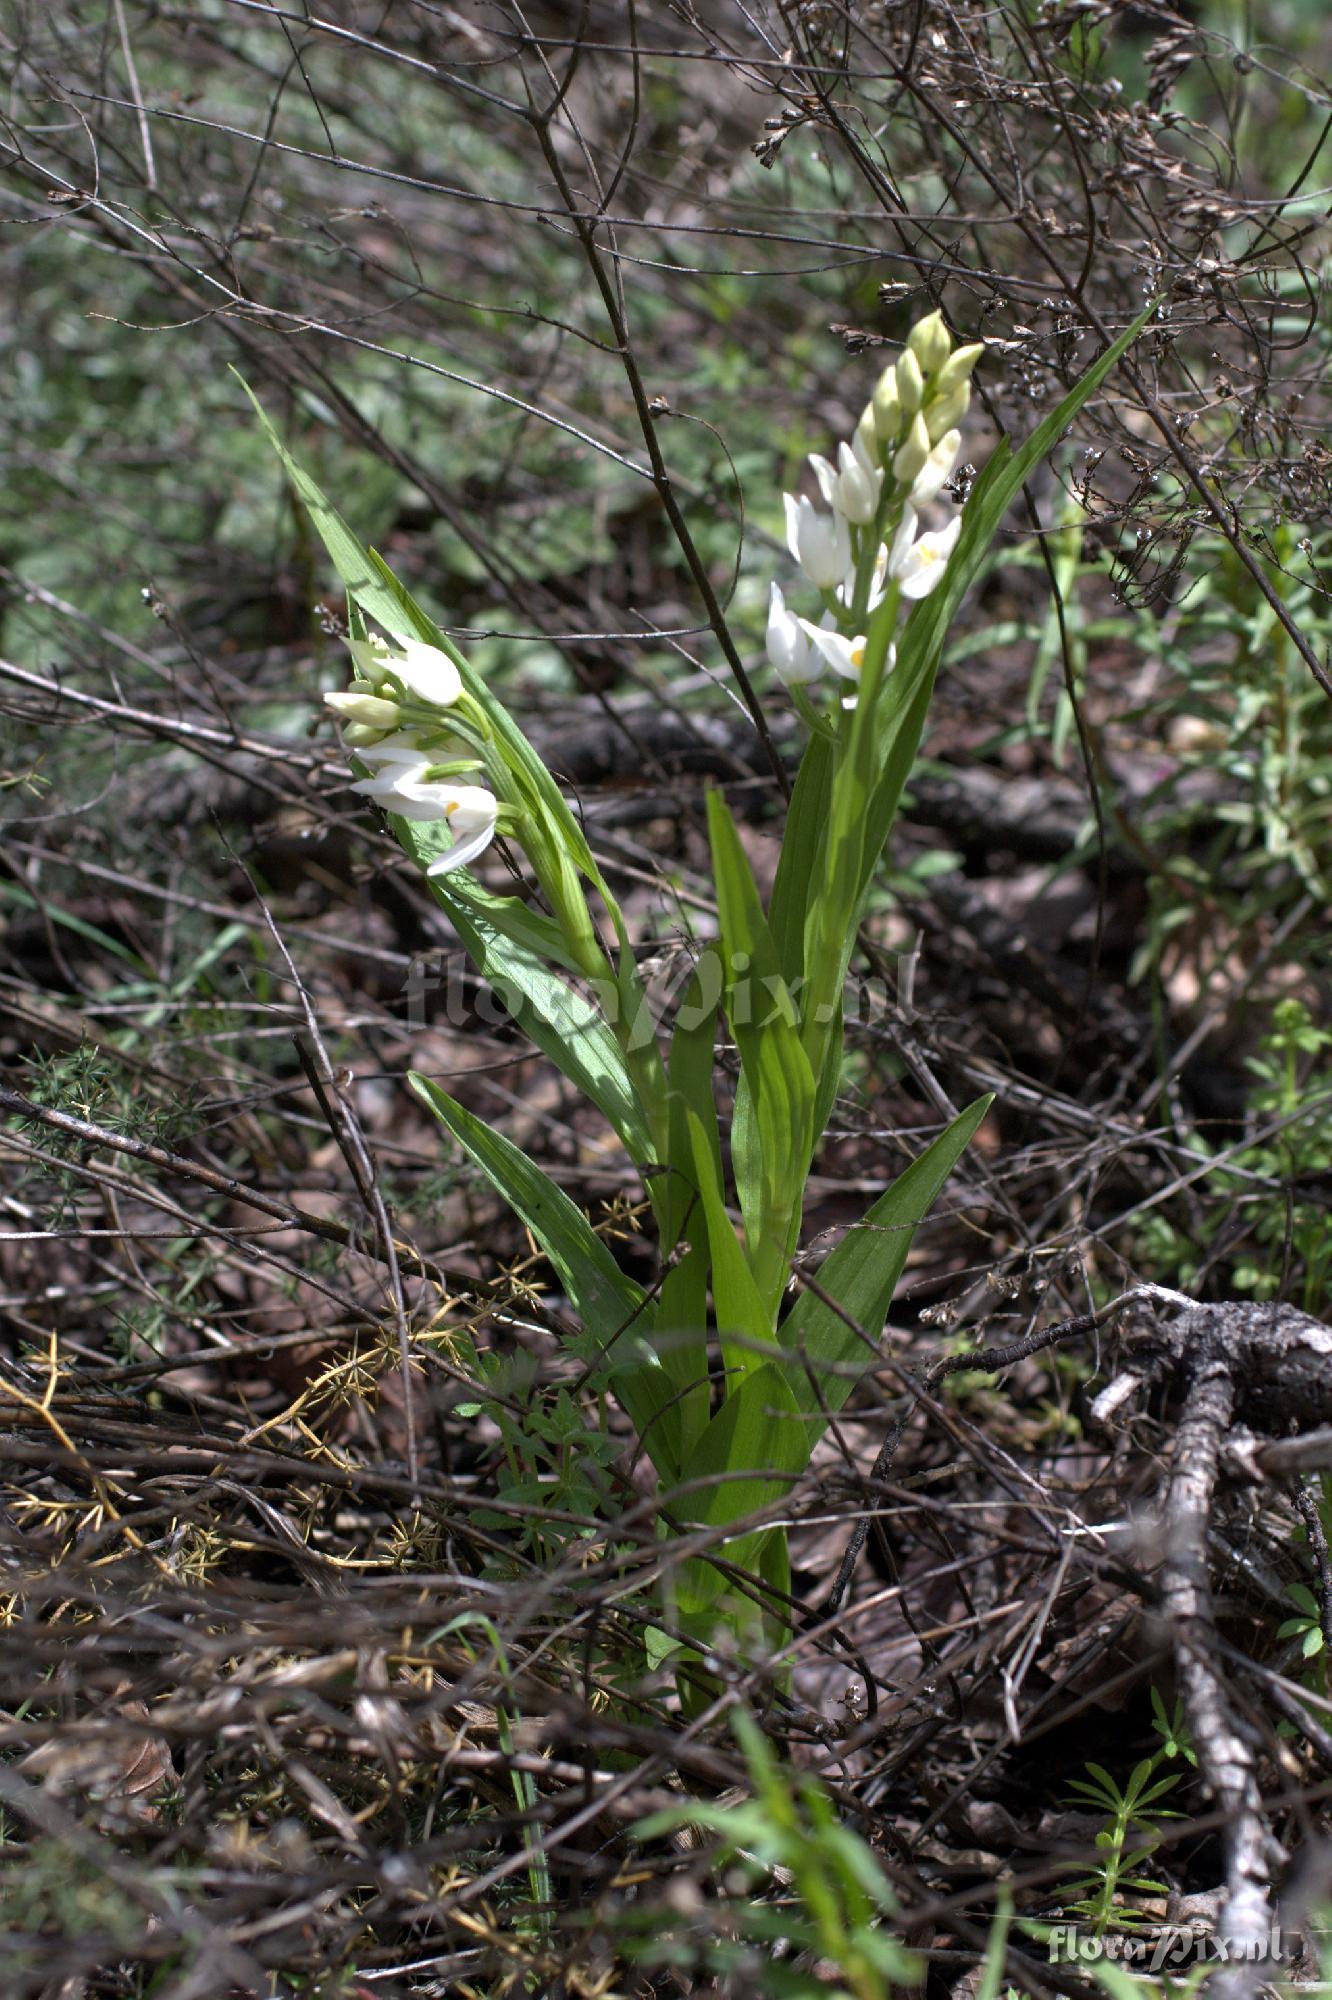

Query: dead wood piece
[1130,1301,1332,1434]
[1136,1302,1332,1997]
[1161,1341,1282,1990]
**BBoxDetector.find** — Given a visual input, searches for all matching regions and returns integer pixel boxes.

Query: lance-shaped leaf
[706,790,816,1309]
[409,1074,682,1476]
[243,381,659,1167]
[686,1108,771,1387]
[654,954,724,1461]
[669,1359,808,1616]
[409,848,653,1165]
[780,1093,992,1425]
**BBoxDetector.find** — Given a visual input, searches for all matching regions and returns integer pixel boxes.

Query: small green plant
[1274,1566,1332,1739]
[1148,1686,1196,1768]
[1136,996,1332,1309]
[455,1347,623,1566]
[1062,1733,1185,1936]
[245,302,1153,1691]
[1278,1580,1327,1663]
[631,1707,918,1999]
[1231,998,1332,1311]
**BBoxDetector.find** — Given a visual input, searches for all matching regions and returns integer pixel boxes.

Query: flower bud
[933,342,984,394]
[342,721,389,747]
[871,364,901,444]
[324,690,403,728]
[895,349,924,415]
[855,399,880,462]
[926,382,970,442]
[907,310,951,376]
[891,412,931,488]
[908,428,961,508]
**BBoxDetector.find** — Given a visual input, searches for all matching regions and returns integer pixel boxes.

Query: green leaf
[409,1073,681,1474]
[671,1361,807,1614]
[706,790,816,1307]
[242,377,663,1170]
[655,956,723,1460]
[417,868,653,1164]
[769,728,834,990]
[778,1095,993,1424]
[1089,1965,1163,2000]
[686,1108,771,1384]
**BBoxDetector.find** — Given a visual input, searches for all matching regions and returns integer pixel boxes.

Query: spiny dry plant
[3,3,1332,1997]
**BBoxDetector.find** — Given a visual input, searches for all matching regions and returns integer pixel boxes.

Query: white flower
[908,428,961,509]
[838,543,889,617]
[797,622,896,685]
[425,786,499,875]
[799,622,864,679]
[350,755,445,821]
[349,728,439,769]
[346,634,462,709]
[350,755,499,872]
[809,435,882,526]
[766,582,821,684]
[888,507,962,599]
[783,492,852,590]
[346,635,395,682]
[869,365,902,448]
[895,349,925,414]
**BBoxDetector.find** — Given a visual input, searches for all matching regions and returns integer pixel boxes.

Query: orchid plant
[246,301,1149,1688]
